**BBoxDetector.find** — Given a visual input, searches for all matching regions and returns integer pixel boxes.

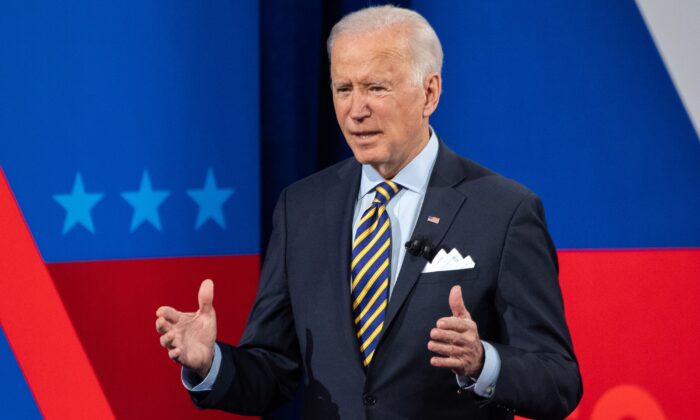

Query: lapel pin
[427,216,440,224]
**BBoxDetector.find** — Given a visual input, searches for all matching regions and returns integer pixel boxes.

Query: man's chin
[352,153,382,166]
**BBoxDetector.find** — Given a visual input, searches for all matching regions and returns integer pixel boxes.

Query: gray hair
[327,5,443,85]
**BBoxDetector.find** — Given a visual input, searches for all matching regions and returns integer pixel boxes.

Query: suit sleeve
[489,193,582,419]
[189,188,302,415]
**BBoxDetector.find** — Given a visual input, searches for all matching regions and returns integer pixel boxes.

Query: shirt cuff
[455,340,500,398]
[181,343,221,392]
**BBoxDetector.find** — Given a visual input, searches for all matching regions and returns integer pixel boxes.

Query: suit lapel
[323,142,470,367]
[323,159,365,369]
[382,142,469,338]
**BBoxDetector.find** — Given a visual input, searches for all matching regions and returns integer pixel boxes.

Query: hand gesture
[428,285,484,378]
[156,279,217,379]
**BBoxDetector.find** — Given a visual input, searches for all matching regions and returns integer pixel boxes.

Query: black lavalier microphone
[405,238,437,261]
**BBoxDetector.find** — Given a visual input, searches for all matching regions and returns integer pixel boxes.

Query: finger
[430,356,462,370]
[160,332,175,349]
[168,348,182,364]
[198,279,214,314]
[435,317,474,333]
[448,285,471,319]
[155,317,172,334]
[430,328,466,345]
[156,306,182,324]
[427,340,458,357]
[170,332,182,350]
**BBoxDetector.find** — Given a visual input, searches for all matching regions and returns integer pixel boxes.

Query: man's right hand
[156,279,217,379]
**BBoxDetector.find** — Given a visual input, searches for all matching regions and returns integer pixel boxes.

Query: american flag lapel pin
[427,215,440,224]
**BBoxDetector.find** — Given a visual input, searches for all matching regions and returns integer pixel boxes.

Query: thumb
[448,285,469,319]
[198,279,214,313]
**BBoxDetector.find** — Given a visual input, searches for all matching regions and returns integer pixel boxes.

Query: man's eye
[335,86,351,94]
[369,85,386,92]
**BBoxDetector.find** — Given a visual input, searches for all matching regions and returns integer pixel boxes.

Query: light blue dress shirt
[184,129,501,399]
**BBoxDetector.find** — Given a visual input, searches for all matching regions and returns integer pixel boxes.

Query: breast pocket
[417,267,480,284]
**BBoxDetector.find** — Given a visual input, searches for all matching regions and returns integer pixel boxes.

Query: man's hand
[428,285,484,378]
[156,279,217,379]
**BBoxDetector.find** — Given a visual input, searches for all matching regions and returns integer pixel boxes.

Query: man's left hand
[428,285,484,378]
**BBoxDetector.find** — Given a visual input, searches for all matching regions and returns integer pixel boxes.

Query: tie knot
[372,181,402,205]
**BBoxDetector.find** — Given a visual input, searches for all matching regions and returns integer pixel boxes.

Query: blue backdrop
[1,1,259,262]
[1,0,698,419]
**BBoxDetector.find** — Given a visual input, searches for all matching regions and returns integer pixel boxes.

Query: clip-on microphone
[404,238,437,262]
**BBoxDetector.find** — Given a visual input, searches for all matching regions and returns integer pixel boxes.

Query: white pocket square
[421,248,475,273]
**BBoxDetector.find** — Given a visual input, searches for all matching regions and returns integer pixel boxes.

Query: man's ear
[422,73,442,118]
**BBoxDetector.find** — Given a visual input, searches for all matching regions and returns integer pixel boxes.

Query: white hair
[327,5,443,85]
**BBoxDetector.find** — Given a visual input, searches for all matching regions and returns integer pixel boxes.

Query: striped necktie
[351,180,402,367]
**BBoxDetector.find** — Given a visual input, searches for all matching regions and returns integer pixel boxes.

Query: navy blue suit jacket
[191,141,582,419]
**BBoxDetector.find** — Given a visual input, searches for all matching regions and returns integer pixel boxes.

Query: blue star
[187,168,235,230]
[53,172,104,235]
[121,170,170,232]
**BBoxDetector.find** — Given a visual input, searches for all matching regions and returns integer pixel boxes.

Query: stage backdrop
[1,1,259,419]
[1,1,699,420]
[412,1,700,419]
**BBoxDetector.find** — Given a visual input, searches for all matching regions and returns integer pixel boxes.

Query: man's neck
[371,127,432,179]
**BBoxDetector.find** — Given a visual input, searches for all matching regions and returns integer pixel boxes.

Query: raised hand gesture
[428,285,484,378]
[156,279,217,379]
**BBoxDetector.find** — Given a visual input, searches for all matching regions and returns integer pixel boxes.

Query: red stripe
[0,167,115,418]
[557,248,700,419]
[4,161,698,418]
[48,255,259,420]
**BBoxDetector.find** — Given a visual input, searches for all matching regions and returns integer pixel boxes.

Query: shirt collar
[359,127,439,199]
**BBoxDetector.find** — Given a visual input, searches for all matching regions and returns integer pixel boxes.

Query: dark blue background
[261,0,699,253]
[415,1,700,249]
[1,0,259,262]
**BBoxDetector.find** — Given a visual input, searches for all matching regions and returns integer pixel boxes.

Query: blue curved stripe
[0,327,42,419]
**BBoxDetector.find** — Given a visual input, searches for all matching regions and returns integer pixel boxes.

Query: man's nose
[349,94,371,121]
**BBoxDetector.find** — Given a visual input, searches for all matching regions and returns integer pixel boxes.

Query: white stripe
[636,0,700,141]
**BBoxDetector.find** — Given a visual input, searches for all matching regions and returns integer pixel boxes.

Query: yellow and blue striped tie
[351,180,402,367]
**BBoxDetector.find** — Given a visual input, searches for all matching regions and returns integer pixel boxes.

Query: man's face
[330,26,435,178]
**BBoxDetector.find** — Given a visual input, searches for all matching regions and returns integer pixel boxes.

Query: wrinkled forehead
[330,28,412,81]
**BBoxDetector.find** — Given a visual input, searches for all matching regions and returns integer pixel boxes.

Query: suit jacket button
[362,394,377,406]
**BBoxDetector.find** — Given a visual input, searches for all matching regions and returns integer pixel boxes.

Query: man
[156,6,581,419]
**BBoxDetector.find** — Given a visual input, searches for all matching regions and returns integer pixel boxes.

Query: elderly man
[156,5,581,419]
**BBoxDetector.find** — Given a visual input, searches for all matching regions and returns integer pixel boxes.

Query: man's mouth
[350,131,382,140]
